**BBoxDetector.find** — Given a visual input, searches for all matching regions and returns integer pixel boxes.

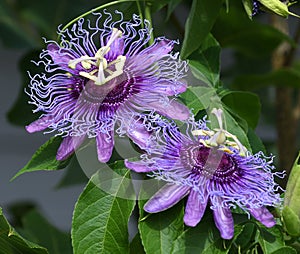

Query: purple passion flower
[26,11,189,162]
[125,110,283,239]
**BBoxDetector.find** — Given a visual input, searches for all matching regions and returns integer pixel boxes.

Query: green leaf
[0,207,48,254]
[213,4,294,58]
[281,206,300,237]
[72,163,136,254]
[170,213,243,254]
[181,0,223,59]
[222,91,261,129]
[12,136,71,180]
[138,199,184,254]
[56,156,88,188]
[19,210,72,254]
[257,225,285,253]
[284,152,300,218]
[247,128,266,154]
[232,68,300,90]
[167,0,183,19]
[189,33,221,87]
[148,0,170,12]
[270,246,297,254]
[129,233,146,254]
[259,0,300,18]
[242,0,254,18]
[234,223,257,251]
[179,86,218,116]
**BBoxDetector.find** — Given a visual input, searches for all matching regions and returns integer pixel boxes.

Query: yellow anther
[192,129,214,136]
[68,55,94,69]
[79,71,97,82]
[219,147,233,154]
[216,131,226,145]
[81,60,92,69]
[95,46,110,59]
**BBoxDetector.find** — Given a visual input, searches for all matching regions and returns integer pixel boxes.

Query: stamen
[193,108,248,156]
[106,28,123,48]
[68,55,96,69]
[67,28,125,86]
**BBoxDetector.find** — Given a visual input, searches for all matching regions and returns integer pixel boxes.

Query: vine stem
[144,1,154,45]
[136,0,144,28]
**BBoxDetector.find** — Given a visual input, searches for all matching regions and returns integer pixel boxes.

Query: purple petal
[212,204,234,239]
[105,38,125,61]
[153,80,187,96]
[142,39,174,59]
[25,116,51,133]
[47,43,82,74]
[249,207,276,228]
[144,184,189,213]
[147,100,190,121]
[126,120,151,149]
[129,39,175,69]
[56,135,86,161]
[47,44,76,70]
[184,189,208,227]
[124,160,154,173]
[96,132,114,163]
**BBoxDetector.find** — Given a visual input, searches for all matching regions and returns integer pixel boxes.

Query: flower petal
[96,132,114,163]
[47,44,75,68]
[105,38,125,61]
[184,189,208,227]
[212,204,234,239]
[126,120,151,149]
[124,160,154,172]
[143,38,174,59]
[249,207,276,228]
[56,135,86,161]
[153,80,187,96]
[25,116,51,133]
[144,184,189,213]
[147,99,190,121]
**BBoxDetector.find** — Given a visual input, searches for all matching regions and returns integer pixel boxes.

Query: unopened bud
[283,152,300,236]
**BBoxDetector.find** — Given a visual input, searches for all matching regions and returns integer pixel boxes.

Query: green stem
[136,0,144,29]
[61,0,136,32]
[144,1,154,45]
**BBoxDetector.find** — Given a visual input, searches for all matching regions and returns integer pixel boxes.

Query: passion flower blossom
[26,11,189,162]
[125,110,283,239]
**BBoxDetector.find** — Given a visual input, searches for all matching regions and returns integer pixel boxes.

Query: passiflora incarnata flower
[125,109,283,239]
[26,11,189,162]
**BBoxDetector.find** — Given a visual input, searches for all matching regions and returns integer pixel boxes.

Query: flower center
[192,108,248,156]
[181,145,239,181]
[68,28,126,86]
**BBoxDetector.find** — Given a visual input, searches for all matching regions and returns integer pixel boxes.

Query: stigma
[68,28,126,86]
[192,108,248,156]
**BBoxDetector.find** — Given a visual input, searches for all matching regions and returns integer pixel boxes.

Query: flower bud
[259,0,300,18]
[283,152,300,236]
